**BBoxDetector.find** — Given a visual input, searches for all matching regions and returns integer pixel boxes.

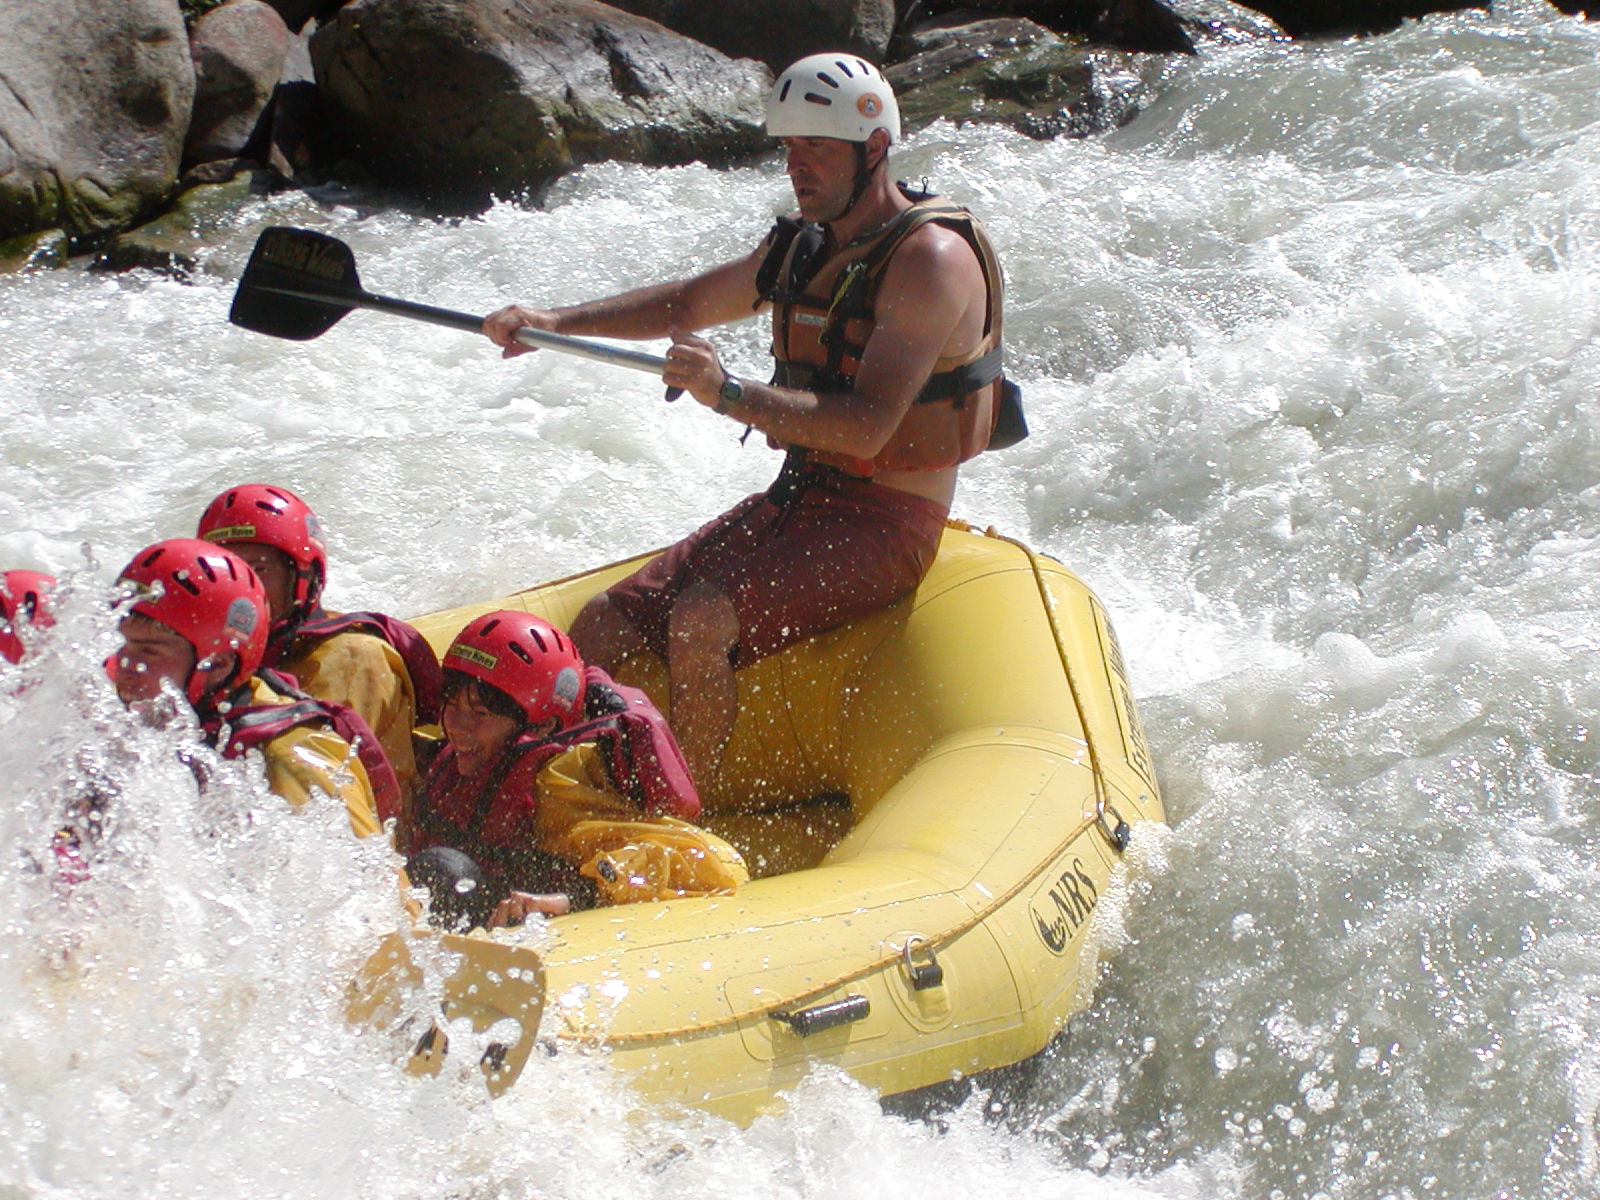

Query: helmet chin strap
[828,142,875,226]
[189,650,242,715]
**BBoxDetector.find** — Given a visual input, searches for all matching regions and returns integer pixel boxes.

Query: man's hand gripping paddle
[228,226,681,399]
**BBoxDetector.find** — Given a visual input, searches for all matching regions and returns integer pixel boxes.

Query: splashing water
[3,3,1600,1196]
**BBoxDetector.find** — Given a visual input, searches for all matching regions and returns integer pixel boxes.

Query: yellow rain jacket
[278,627,420,811]
[537,743,748,903]
[236,675,382,839]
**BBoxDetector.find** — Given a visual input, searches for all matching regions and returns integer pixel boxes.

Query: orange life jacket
[759,189,1012,477]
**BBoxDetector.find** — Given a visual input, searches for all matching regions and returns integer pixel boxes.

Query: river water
[3,3,1599,1196]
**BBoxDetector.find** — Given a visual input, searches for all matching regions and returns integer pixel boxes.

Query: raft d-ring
[902,937,945,991]
[1098,801,1131,853]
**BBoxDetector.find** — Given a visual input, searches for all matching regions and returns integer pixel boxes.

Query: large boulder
[309,0,772,207]
[0,0,195,240]
[889,19,1169,140]
[185,0,290,166]
[887,0,1283,139]
[899,0,1282,51]
[1225,0,1478,36]
[603,0,897,70]
[1143,0,1286,47]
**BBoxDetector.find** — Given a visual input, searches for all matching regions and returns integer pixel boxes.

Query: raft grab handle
[901,937,945,991]
[772,994,871,1035]
[1098,801,1131,852]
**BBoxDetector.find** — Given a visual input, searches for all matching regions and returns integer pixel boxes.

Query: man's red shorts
[606,468,948,669]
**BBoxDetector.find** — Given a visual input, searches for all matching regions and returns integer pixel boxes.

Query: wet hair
[440,669,526,728]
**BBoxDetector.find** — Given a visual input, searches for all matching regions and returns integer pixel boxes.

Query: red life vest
[212,669,405,825]
[411,746,559,892]
[278,610,445,724]
[410,665,699,882]
[576,665,701,821]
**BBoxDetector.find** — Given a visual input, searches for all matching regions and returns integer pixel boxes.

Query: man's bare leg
[569,592,649,674]
[665,581,740,789]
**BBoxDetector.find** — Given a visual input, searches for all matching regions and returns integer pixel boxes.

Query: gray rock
[0,0,195,240]
[889,18,1169,139]
[603,0,897,70]
[185,0,291,165]
[93,167,277,276]
[1230,0,1476,37]
[1164,0,1287,45]
[897,0,1284,49]
[309,0,773,207]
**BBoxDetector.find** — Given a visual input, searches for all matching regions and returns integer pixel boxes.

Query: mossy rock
[0,228,71,273]
[92,169,276,276]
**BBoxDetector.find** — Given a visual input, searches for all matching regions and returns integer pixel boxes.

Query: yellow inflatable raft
[351,522,1164,1124]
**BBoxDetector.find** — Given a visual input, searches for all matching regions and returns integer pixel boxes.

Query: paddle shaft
[258,282,670,377]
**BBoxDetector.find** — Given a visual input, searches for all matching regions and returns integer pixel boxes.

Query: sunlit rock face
[0,0,194,240]
[307,0,771,208]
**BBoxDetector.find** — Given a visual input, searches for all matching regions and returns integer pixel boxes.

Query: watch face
[720,377,743,402]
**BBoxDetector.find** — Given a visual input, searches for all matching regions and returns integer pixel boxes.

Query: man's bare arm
[665,224,986,460]
[484,251,765,354]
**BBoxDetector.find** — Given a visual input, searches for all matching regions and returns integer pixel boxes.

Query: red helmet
[196,484,327,620]
[118,539,269,705]
[444,611,584,728]
[0,570,56,664]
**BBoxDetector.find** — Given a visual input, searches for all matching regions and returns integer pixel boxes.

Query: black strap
[754,216,803,304]
[255,666,309,700]
[914,345,1006,405]
[228,698,323,733]
[772,344,1005,408]
[755,217,828,306]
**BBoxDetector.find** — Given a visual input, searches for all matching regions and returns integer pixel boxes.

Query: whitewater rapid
[3,3,1600,1197]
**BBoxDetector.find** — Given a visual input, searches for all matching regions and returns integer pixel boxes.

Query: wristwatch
[716,374,745,414]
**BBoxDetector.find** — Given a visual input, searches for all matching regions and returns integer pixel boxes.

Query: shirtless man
[483,53,1011,788]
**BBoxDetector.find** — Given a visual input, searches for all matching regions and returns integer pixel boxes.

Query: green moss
[179,0,229,27]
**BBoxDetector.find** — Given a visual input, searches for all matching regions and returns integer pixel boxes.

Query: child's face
[442,686,523,778]
[114,613,196,708]
[229,542,296,624]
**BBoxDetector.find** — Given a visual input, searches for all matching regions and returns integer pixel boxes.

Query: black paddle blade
[229,226,364,341]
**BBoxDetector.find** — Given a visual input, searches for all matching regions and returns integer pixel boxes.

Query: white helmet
[766,54,900,145]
